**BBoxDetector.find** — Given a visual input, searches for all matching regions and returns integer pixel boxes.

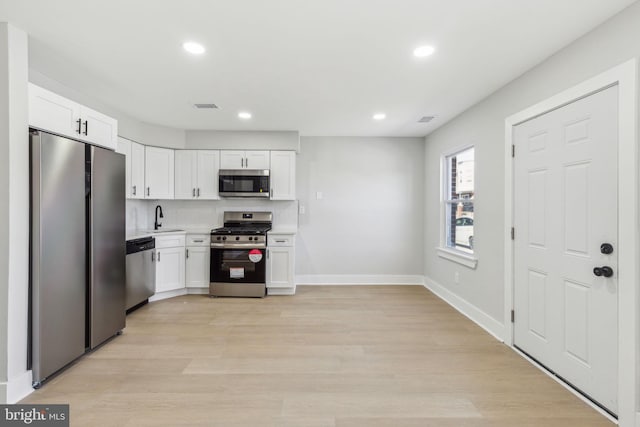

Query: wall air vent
[418,116,435,123]
[194,103,219,109]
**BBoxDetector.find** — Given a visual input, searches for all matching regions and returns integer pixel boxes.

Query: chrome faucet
[154,205,164,230]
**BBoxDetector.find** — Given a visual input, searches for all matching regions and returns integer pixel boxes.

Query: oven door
[210,247,266,284]
[218,169,270,198]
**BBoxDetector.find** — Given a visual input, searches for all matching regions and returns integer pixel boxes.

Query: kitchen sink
[144,229,185,234]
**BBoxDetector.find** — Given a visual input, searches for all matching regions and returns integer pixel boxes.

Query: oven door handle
[211,243,266,249]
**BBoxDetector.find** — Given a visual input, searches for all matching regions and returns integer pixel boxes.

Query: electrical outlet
[316,191,323,200]
[454,272,459,284]
[299,205,306,215]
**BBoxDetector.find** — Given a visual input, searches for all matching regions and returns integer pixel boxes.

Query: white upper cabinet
[130,141,146,199]
[175,150,220,200]
[28,83,118,150]
[174,150,197,199]
[220,150,269,169]
[270,151,296,200]
[79,105,118,149]
[116,138,147,199]
[196,150,220,199]
[29,83,80,139]
[116,137,132,198]
[145,146,174,199]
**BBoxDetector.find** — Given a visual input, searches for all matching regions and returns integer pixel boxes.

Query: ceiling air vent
[418,116,435,123]
[193,103,219,109]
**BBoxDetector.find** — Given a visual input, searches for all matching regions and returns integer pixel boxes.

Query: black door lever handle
[593,266,614,278]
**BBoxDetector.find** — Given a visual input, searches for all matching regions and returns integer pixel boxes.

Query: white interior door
[513,85,618,414]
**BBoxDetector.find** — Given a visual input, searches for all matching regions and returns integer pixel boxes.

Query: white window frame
[437,144,478,269]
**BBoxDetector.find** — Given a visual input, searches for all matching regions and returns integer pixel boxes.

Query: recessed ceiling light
[183,41,205,55]
[238,111,252,120]
[413,45,435,58]
[373,113,386,121]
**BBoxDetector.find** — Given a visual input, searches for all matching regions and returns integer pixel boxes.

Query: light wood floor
[22,285,613,426]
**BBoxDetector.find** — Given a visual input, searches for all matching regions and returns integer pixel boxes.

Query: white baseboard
[149,288,188,302]
[1,370,33,403]
[268,287,296,296]
[295,275,425,285]
[186,288,209,295]
[424,275,505,341]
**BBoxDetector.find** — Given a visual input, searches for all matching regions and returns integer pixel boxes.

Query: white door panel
[514,85,618,413]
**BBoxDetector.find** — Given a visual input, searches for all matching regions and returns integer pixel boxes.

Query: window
[444,146,475,255]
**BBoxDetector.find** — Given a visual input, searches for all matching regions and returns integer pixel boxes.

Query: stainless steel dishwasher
[125,236,156,312]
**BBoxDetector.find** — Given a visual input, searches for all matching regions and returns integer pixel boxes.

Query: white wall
[423,2,640,324]
[296,136,425,283]
[186,130,299,151]
[0,23,31,404]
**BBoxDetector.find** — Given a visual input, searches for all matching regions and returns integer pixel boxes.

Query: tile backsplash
[126,199,298,231]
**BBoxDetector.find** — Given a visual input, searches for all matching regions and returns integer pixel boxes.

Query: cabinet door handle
[193,239,203,243]
[147,187,150,196]
[245,158,248,168]
[76,118,82,134]
[192,188,195,197]
[151,251,155,262]
[197,188,200,197]
[241,158,244,168]
[186,249,189,258]
[157,251,160,262]
[275,240,286,243]
[83,120,88,136]
[266,250,269,259]
[133,185,137,196]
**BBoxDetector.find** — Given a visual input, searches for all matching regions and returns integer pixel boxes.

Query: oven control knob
[216,236,221,240]
[235,237,240,241]
[222,237,227,241]
[248,237,253,241]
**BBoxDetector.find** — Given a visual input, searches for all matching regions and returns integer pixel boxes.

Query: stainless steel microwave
[218,169,270,198]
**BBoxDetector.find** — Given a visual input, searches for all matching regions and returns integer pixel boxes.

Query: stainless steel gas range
[209,211,272,298]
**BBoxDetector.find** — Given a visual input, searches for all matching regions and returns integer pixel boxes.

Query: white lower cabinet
[185,234,210,289]
[155,235,185,293]
[267,233,295,294]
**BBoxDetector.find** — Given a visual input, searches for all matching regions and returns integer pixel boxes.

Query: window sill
[436,247,478,269]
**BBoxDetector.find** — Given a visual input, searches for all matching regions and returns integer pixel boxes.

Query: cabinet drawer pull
[83,120,88,136]
[192,188,195,197]
[147,187,150,196]
[133,185,136,196]
[197,188,200,197]
[186,249,189,258]
[76,118,82,134]
[157,251,160,262]
[193,239,204,243]
[151,251,155,262]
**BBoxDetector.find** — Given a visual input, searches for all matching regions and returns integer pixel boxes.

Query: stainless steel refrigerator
[29,129,126,387]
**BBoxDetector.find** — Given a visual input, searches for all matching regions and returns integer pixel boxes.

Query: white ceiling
[0,0,635,137]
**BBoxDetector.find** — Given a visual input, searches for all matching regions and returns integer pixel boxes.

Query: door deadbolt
[600,243,614,255]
